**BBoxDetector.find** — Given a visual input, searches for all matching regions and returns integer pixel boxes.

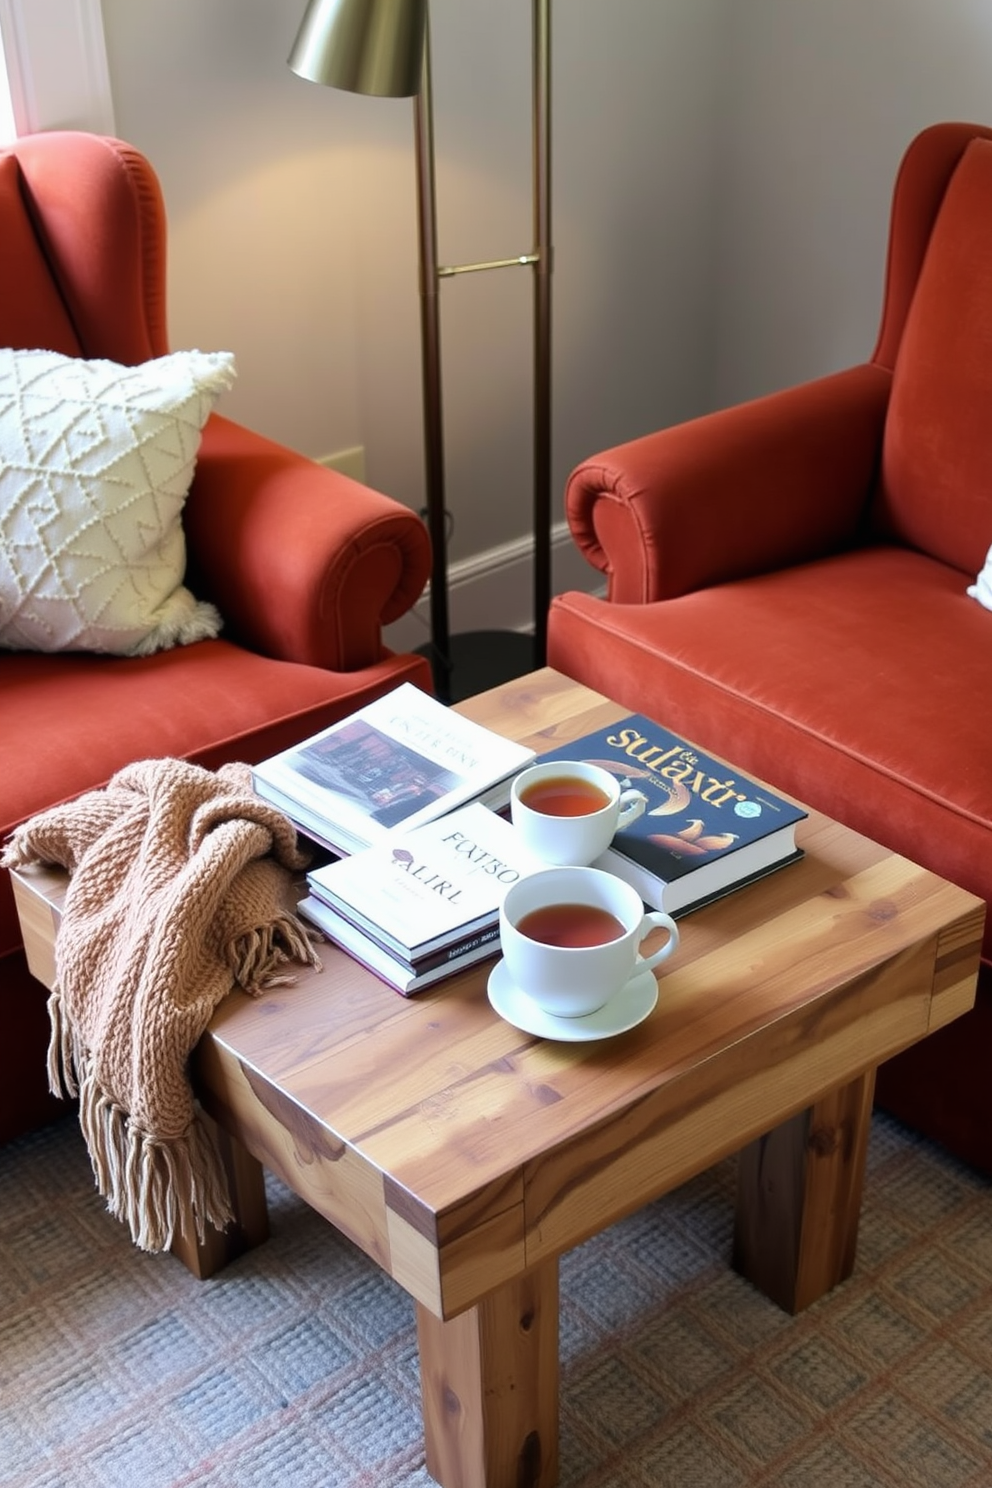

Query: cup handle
[616,789,647,830]
[637,910,679,973]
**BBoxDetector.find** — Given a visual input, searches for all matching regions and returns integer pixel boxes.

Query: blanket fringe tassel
[229,912,322,993]
[81,1075,234,1253]
[43,908,319,1254]
[47,986,78,1102]
[48,988,234,1253]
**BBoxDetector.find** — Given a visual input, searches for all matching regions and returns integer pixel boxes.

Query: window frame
[0,0,114,139]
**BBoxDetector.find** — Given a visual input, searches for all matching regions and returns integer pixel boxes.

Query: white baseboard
[383,519,605,656]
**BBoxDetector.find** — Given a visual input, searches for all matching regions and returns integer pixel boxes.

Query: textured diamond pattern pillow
[969,543,992,611]
[0,347,236,656]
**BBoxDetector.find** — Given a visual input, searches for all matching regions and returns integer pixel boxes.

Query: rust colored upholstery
[0,131,433,1142]
[548,122,992,1174]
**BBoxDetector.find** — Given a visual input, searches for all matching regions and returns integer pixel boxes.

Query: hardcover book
[251,682,535,856]
[543,714,807,915]
[298,894,505,997]
[306,801,546,966]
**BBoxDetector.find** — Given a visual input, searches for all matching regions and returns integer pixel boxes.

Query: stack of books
[251,682,536,855]
[252,682,810,997]
[299,801,547,994]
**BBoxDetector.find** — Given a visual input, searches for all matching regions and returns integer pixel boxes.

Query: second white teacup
[510,759,646,867]
[499,865,680,1018]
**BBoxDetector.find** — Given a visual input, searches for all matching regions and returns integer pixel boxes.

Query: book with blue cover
[541,714,807,915]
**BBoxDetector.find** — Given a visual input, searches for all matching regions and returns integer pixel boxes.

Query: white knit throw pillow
[0,347,236,656]
[968,543,992,611]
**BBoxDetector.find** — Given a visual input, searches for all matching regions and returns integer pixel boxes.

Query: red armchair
[548,121,992,1173]
[0,131,432,1142]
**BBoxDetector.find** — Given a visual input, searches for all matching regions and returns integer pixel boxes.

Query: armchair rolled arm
[566,363,892,603]
[184,415,431,672]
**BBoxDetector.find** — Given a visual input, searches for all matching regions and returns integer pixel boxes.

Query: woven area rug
[1,1110,991,1488]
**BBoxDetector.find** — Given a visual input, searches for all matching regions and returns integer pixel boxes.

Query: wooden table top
[14,668,985,1322]
[198,669,983,1315]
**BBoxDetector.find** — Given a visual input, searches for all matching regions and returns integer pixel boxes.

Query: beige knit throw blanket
[2,757,321,1253]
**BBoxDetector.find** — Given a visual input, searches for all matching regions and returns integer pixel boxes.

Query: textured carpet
[1,1110,991,1488]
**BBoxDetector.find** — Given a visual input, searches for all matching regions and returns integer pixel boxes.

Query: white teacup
[499,866,679,1018]
[510,759,646,867]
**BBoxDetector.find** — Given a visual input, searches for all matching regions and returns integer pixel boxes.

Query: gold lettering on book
[603,728,746,808]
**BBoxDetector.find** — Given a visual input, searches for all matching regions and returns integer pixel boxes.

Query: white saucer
[487,957,658,1042]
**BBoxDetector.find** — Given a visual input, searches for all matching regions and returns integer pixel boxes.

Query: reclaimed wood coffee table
[13,668,985,1488]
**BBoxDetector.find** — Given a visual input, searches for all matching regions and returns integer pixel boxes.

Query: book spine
[358,923,499,981]
[251,778,353,855]
[300,896,500,996]
[307,891,500,973]
[598,847,670,912]
[409,921,500,973]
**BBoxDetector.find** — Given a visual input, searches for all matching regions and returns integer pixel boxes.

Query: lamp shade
[288,0,427,98]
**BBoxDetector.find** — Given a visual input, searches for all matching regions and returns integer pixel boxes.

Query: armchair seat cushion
[549,545,992,962]
[0,643,430,960]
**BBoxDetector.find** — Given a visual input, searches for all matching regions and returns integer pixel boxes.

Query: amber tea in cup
[510,760,647,866]
[515,901,625,947]
[517,774,612,818]
[499,866,679,1017]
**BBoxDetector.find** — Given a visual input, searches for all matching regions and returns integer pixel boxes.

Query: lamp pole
[411,23,451,698]
[532,0,552,666]
[290,0,552,703]
[414,0,551,699]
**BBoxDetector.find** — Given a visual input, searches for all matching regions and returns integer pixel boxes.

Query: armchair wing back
[874,135,992,573]
[0,131,166,361]
[0,131,433,1143]
[548,121,992,1174]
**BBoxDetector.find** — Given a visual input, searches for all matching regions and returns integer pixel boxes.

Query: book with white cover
[298,894,502,996]
[306,801,546,962]
[251,682,535,855]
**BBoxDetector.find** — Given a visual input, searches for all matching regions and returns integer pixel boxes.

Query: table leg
[416,1258,559,1488]
[732,1068,876,1314]
[170,1110,269,1280]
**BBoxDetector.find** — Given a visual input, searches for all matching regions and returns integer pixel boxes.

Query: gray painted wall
[713,0,992,405]
[96,0,992,629]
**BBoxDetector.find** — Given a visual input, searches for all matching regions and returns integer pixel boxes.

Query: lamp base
[417,630,537,704]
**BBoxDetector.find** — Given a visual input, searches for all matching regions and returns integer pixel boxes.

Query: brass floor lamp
[289,0,551,702]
